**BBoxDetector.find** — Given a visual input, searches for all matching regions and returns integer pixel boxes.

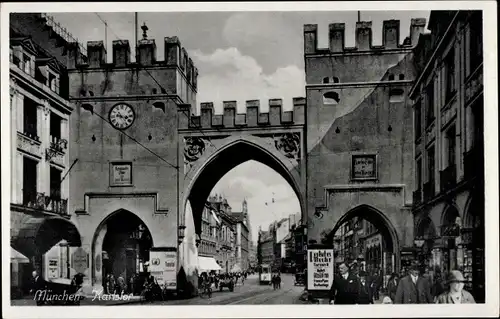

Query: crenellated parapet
[178,98,306,130]
[66,34,198,89]
[305,18,427,54]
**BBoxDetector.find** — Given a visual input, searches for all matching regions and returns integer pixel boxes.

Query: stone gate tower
[66,27,199,295]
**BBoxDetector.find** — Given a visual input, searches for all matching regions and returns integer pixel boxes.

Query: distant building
[231,200,250,272]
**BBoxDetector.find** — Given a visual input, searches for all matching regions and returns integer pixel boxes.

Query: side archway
[91,209,153,290]
[327,204,401,271]
[182,136,304,235]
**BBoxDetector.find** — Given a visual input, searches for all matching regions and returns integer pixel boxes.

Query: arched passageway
[324,205,400,280]
[185,139,303,235]
[92,209,153,293]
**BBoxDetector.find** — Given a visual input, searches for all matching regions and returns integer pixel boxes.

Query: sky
[50,11,429,242]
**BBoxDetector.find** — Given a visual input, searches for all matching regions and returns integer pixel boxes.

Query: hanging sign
[149,248,177,290]
[307,247,334,294]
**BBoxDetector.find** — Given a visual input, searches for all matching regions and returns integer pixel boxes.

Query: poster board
[149,247,177,290]
[307,244,334,299]
[48,259,59,279]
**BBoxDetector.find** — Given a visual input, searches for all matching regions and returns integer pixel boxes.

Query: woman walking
[435,270,475,304]
[385,273,399,303]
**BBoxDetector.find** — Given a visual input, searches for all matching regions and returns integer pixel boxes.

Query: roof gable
[11,37,38,56]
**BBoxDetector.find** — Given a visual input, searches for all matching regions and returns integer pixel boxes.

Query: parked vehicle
[219,275,235,292]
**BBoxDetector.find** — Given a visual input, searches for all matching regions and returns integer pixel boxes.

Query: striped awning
[11,215,81,259]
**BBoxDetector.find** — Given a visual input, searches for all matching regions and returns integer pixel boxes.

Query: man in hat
[394,262,433,304]
[357,271,374,304]
[435,270,475,304]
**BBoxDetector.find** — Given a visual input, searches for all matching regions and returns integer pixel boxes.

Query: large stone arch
[91,209,154,289]
[181,134,304,235]
[415,216,438,239]
[440,203,461,234]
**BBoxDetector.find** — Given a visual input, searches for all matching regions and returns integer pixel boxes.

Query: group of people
[103,272,144,296]
[198,271,250,294]
[328,262,476,304]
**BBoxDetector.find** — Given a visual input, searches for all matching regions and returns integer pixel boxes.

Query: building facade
[410,10,484,302]
[305,18,428,273]
[9,13,83,298]
[232,199,250,272]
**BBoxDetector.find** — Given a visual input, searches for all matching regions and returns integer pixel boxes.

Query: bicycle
[199,282,212,299]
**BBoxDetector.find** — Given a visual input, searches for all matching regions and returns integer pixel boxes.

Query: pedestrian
[394,262,433,304]
[109,274,116,295]
[357,271,374,304]
[277,273,281,289]
[385,273,399,303]
[435,270,475,304]
[30,270,47,306]
[431,269,446,301]
[329,262,360,305]
[372,269,383,300]
[117,273,126,295]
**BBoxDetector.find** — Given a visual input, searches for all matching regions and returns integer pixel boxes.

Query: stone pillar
[465,106,474,152]
[39,100,51,195]
[93,225,107,290]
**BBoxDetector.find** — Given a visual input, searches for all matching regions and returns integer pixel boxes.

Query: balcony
[49,136,68,153]
[440,164,457,193]
[423,181,435,202]
[21,191,69,216]
[17,131,42,157]
[413,188,422,205]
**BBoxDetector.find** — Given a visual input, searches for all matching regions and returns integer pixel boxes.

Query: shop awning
[11,215,82,259]
[198,256,221,272]
[11,247,30,263]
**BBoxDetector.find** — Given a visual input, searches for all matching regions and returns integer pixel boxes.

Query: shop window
[323,91,340,105]
[22,157,38,205]
[23,97,38,140]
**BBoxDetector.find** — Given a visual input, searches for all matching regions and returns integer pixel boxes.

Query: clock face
[109,104,135,130]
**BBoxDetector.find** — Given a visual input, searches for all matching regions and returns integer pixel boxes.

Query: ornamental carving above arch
[184,137,206,171]
[273,132,301,161]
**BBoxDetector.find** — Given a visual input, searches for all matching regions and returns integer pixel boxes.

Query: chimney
[87,41,106,68]
[355,21,372,51]
[410,18,427,46]
[383,20,400,49]
[304,24,318,54]
[164,37,180,66]
[329,23,345,53]
[66,42,82,69]
[112,40,130,67]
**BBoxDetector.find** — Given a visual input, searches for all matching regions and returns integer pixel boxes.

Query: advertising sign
[48,259,59,279]
[307,247,334,294]
[149,248,177,290]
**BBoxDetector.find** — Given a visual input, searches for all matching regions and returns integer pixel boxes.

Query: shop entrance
[95,210,153,293]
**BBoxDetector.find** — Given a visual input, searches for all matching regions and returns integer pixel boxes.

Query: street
[134,274,306,306]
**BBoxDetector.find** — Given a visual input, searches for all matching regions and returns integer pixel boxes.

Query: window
[323,91,340,105]
[22,157,38,205]
[399,74,405,80]
[50,166,62,199]
[49,73,58,93]
[332,77,340,83]
[23,54,31,75]
[50,112,62,142]
[388,74,395,81]
[416,158,422,190]
[23,97,38,140]
[445,125,456,167]
[445,48,456,102]
[323,77,329,84]
[468,14,483,73]
[425,82,435,126]
[415,100,422,140]
[427,146,435,184]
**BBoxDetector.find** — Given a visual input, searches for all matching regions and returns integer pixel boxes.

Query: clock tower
[66,25,198,295]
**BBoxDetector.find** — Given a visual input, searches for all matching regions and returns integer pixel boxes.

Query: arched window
[399,74,405,80]
[152,88,158,94]
[333,77,340,83]
[388,74,395,81]
[323,91,340,105]
[323,77,329,84]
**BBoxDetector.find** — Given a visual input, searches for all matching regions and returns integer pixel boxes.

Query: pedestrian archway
[325,205,400,275]
[92,209,153,291]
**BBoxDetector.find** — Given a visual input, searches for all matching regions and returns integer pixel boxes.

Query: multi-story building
[197,200,221,273]
[292,222,307,272]
[274,218,290,270]
[232,199,250,272]
[410,10,484,302]
[258,229,276,267]
[9,13,82,298]
[207,194,237,273]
